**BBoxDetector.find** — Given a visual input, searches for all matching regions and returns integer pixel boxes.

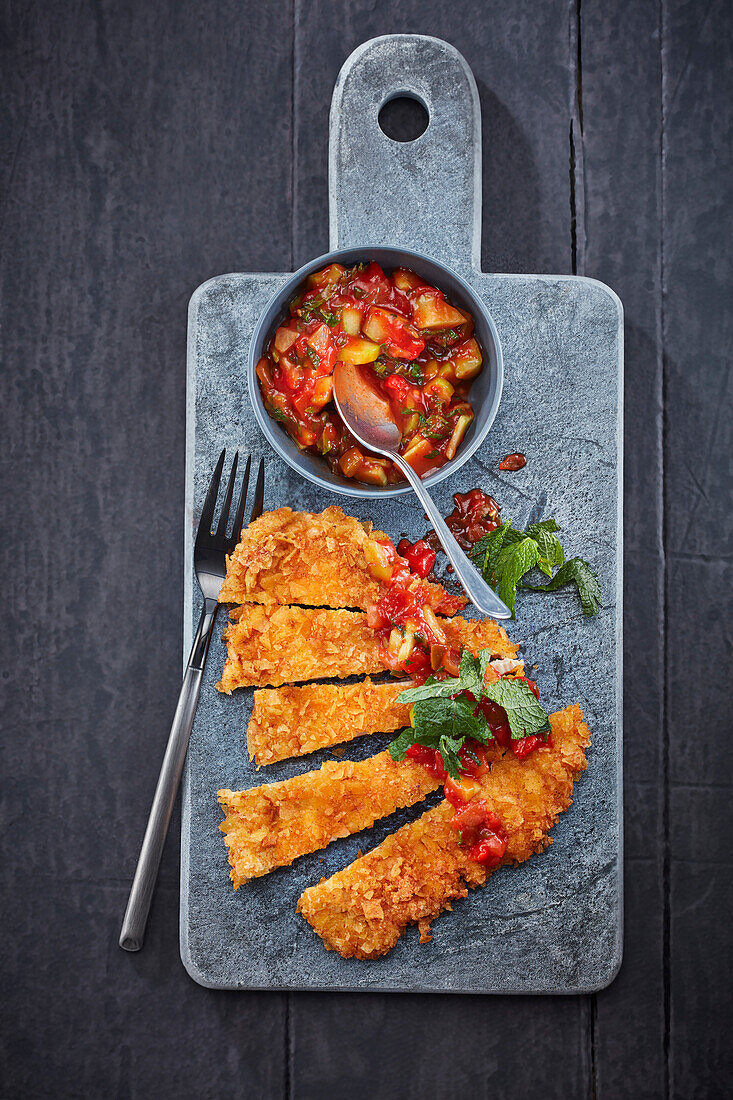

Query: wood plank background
[1,1,730,1096]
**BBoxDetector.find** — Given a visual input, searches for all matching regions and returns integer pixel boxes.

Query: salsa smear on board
[434,488,501,551]
[256,261,485,486]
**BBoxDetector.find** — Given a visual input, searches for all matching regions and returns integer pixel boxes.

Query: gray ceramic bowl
[248,246,503,499]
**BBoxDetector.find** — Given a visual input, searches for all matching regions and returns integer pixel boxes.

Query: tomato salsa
[364,537,465,680]
[256,261,485,486]
[362,507,549,866]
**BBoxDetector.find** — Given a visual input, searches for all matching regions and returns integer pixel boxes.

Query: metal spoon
[333,360,512,619]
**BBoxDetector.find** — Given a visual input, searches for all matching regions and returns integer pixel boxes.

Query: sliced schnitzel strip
[218,505,462,614]
[217,605,517,691]
[247,679,410,764]
[297,706,590,959]
[216,605,380,692]
[218,751,441,886]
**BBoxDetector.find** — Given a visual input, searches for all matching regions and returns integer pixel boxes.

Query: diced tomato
[469,834,507,866]
[397,538,437,578]
[457,742,490,777]
[383,374,410,403]
[277,357,304,391]
[291,386,316,419]
[406,744,446,780]
[511,735,543,760]
[402,647,432,678]
[449,799,507,867]
[347,262,412,314]
[477,697,512,748]
[441,648,462,677]
[477,677,544,757]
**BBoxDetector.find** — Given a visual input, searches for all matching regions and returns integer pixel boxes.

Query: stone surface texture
[183,36,623,992]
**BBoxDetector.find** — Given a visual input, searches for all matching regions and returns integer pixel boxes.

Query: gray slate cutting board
[181,35,623,993]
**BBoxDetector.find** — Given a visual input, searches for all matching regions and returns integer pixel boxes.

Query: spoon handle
[391,455,512,620]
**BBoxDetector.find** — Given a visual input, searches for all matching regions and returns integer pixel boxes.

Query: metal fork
[119,450,265,952]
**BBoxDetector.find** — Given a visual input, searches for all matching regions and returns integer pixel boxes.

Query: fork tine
[216,452,239,536]
[198,449,226,535]
[230,455,252,544]
[249,459,266,523]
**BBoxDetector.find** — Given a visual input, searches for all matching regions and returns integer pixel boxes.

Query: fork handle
[119,598,218,952]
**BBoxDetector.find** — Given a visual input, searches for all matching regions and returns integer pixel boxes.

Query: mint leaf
[482,679,551,740]
[413,694,490,779]
[526,518,560,533]
[437,737,465,781]
[520,557,602,616]
[397,678,462,705]
[463,508,600,621]
[388,727,419,761]
[397,647,494,707]
[456,647,492,698]
[469,522,523,581]
[526,523,565,577]
[492,537,540,618]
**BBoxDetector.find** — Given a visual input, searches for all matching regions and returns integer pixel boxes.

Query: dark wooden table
[2,2,731,1096]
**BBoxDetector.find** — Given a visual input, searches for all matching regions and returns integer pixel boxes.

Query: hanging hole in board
[378,95,429,142]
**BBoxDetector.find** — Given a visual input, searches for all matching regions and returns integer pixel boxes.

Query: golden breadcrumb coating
[218,751,441,886]
[296,706,590,959]
[216,605,380,691]
[218,505,461,614]
[216,605,517,692]
[247,679,410,764]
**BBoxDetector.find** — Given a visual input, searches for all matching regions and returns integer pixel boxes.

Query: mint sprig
[389,648,551,778]
[469,517,601,618]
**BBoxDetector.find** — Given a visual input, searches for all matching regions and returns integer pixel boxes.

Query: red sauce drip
[498,452,527,471]
[426,488,501,551]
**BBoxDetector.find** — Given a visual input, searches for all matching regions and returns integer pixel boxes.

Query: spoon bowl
[333,361,512,619]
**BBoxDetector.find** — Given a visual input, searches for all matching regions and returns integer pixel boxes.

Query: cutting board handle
[329,35,482,273]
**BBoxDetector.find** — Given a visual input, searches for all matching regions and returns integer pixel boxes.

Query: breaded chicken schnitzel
[218,506,462,614]
[247,679,411,764]
[216,605,516,692]
[218,751,441,886]
[297,706,590,959]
